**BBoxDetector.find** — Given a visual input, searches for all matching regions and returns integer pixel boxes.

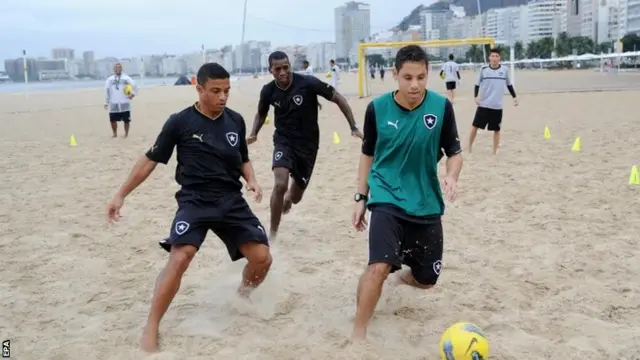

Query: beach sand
[1,69,639,360]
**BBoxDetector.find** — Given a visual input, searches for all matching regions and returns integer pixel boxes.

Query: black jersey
[146,103,249,202]
[258,73,335,152]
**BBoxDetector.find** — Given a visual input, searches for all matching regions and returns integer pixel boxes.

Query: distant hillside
[394,0,528,31]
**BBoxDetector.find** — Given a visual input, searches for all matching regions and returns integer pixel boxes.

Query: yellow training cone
[629,165,639,185]
[69,135,77,147]
[332,132,341,144]
[265,116,270,125]
[544,126,551,139]
[571,137,581,152]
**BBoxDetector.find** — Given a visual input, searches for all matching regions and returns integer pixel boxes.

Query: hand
[246,181,263,202]
[247,135,257,145]
[351,128,364,139]
[106,195,125,223]
[513,98,519,106]
[474,97,480,106]
[104,103,108,110]
[440,176,458,202]
[128,94,135,100]
[352,201,367,231]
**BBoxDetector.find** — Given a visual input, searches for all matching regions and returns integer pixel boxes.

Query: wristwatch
[354,193,368,202]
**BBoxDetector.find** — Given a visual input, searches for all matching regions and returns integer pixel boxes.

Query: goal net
[357,38,496,98]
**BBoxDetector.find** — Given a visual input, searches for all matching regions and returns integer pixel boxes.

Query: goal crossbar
[357,37,496,98]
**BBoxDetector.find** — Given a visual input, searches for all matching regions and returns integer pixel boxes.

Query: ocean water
[0,76,242,94]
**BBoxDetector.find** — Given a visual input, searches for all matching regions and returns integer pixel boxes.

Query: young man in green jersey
[351,45,463,341]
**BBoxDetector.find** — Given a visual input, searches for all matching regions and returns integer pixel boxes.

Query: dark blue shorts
[368,208,444,285]
[159,194,268,261]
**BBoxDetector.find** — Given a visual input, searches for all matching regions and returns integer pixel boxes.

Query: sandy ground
[1,69,639,360]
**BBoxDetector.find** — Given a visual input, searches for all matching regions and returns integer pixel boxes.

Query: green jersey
[361,91,462,219]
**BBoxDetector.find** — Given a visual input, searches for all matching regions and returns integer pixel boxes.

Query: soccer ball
[325,71,332,78]
[439,322,489,359]
[440,72,446,80]
[124,84,133,95]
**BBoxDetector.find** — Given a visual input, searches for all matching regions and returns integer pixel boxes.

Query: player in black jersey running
[248,51,363,242]
[106,63,270,353]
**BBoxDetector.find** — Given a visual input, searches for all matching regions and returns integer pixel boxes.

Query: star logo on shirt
[226,132,238,147]
[423,114,438,130]
[433,260,442,275]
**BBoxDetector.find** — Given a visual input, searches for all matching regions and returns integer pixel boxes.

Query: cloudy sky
[1,0,429,68]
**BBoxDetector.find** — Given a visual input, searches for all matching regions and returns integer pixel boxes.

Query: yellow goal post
[357,37,496,98]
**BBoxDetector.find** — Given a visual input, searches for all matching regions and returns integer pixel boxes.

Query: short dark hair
[448,54,454,60]
[196,63,229,86]
[490,48,501,55]
[330,59,335,64]
[394,45,429,71]
[303,60,309,65]
[268,51,289,67]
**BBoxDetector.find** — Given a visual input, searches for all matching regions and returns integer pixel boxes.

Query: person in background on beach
[247,51,363,243]
[440,54,461,102]
[106,63,271,353]
[379,66,385,82]
[301,60,314,76]
[468,48,518,155]
[329,59,340,91]
[351,45,463,341]
[104,63,137,138]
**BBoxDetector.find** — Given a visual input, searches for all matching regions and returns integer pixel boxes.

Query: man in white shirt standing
[329,59,340,91]
[439,54,461,102]
[301,60,314,75]
[104,63,137,138]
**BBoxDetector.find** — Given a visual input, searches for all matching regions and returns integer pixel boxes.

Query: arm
[358,103,377,194]
[238,116,257,183]
[474,68,483,97]
[440,100,463,181]
[250,85,271,137]
[309,77,358,131]
[505,69,516,98]
[117,115,178,198]
[104,78,111,105]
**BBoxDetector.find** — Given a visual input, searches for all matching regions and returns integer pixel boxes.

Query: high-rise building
[420,5,453,57]
[527,0,566,41]
[628,0,640,34]
[51,48,75,60]
[334,1,371,64]
[82,51,95,76]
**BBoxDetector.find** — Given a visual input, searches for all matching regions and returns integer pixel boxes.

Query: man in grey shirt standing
[468,48,518,155]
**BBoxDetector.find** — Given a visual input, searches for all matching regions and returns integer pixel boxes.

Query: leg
[393,221,444,290]
[283,149,316,214]
[487,109,503,155]
[141,244,197,352]
[270,145,295,241]
[352,209,403,341]
[145,210,208,353]
[122,111,131,138]
[469,107,488,153]
[109,113,118,137]
[212,195,272,297]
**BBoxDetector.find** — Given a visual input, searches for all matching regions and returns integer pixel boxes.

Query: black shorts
[367,208,444,285]
[159,194,268,261]
[109,111,131,123]
[445,81,457,90]
[272,143,317,189]
[472,107,503,131]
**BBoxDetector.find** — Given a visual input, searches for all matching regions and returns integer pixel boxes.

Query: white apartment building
[597,1,623,43]
[629,0,640,34]
[485,6,530,45]
[335,1,371,63]
[527,0,567,40]
[420,7,453,57]
[306,42,336,71]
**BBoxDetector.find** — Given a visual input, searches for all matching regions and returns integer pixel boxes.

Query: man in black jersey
[247,51,363,242]
[106,63,270,353]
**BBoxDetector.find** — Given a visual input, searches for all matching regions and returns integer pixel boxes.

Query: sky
[1,0,430,69]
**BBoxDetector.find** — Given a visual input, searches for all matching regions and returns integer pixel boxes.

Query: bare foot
[351,328,367,342]
[140,326,159,353]
[112,134,117,138]
[237,285,254,300]
[282,193,292,214]
[123,134,128,139]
